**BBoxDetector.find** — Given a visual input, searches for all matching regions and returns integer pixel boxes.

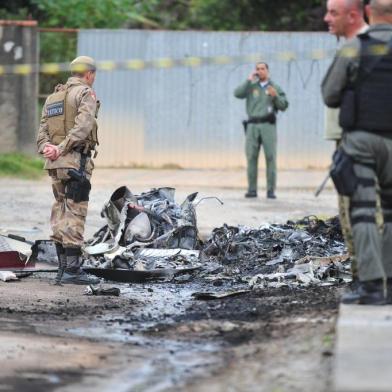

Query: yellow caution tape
[41,63,61,74]
[14,64,33,75]
[0,45,390,76]
[126,59,145,70]
[98,61,117,71]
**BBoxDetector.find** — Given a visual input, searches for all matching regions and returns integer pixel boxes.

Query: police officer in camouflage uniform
[37,56,100,285]
[234,62,288,199]
[322,0,392,304]
[324,0,368,289]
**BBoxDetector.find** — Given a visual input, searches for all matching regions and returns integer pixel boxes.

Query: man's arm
[36,100,50,154]
[271,84,289,111]
[234,80,251,99]
[57,88,97,155]
[321,40,359,108]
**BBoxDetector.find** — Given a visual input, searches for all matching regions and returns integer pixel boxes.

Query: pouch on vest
[339,89,356,130]
[339,34,392,132]
[330,148,358,196]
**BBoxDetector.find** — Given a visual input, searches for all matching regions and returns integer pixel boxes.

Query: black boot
[245,191,257,198]
[267,190,277,199]
[53,243,67,285]
[386,278,392,304]
[61,247,100,285]
[341,279,385,305]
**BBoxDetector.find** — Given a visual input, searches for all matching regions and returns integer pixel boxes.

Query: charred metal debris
[80,186,349,288]
[0,186,350,289]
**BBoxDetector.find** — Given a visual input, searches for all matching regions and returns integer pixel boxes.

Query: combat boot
[61,247,100,285]
[53,243,67,285]
[386,278,392,304]
[267,190,277,199]
[245,191,257,198]
[341,279,385,305]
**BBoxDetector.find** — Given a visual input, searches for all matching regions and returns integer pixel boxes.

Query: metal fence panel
[78,30,337,169]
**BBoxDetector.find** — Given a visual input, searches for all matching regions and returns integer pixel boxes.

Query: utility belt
[242,113,276,133]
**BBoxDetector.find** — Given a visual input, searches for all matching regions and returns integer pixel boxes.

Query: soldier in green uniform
[37,56,100,285]
[234,62,288,199]
[322,0,392,304]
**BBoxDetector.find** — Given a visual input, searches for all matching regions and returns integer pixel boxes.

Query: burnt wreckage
[80,186,349,287]
[0,185,350,288]
[83,186,204,282]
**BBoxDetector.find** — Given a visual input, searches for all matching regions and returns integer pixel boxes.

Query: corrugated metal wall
[78,30,337,169]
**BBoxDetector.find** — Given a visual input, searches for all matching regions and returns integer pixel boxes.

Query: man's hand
[248,71,258,81]
[43,143,60,161]
[266,86,278,97]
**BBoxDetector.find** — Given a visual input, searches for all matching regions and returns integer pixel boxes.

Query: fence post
[0,20,38,155]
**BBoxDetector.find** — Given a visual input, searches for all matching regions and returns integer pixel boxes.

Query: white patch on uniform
[14,46,23,60]
[47,101,64,117]
[4,41,15,53]
[90,91,96,101]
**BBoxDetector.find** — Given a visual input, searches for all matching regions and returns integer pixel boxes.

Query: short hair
[256,62,269,70]
[346,0,365,11]
[370,0,392,14]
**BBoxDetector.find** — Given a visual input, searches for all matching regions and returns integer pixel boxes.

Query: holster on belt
[65,147,91,202]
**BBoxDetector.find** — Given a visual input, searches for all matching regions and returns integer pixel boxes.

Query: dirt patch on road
[0,276,340,391]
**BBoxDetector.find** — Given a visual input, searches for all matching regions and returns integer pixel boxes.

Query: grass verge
[0,153,44,179]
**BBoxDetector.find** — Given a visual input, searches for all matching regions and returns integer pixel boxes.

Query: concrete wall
[0,21,38,154]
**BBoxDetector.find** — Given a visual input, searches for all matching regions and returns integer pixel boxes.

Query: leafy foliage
[31,0,160,28]
[0,154,44,179]
[1,0,328,98]
[0,0,327,31]
[187,0,325,31]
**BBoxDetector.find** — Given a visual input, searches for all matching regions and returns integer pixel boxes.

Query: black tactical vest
[352,33,392,132]
[340,33,392,136]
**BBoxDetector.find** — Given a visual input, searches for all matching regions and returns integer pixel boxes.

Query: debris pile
[0,185,350,289]
[82,186,349,288]
[83,186,203,275]
[199,216,350,288]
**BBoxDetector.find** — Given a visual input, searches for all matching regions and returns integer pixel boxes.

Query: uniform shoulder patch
[47,101,64,117]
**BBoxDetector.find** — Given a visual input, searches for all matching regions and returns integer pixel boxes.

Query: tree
[0,0,327,31]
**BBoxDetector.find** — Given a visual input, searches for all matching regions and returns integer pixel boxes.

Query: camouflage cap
[70,56,96,73]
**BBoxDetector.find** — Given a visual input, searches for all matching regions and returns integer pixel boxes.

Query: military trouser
[338,194,358,277]
[48,168,91,249]
[335,140,358,278]
[245,123,277,193]
[342,131,392,282]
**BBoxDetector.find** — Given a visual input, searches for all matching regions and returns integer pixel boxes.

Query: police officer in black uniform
[322,0,392,304]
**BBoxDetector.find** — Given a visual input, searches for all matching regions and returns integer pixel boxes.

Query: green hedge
[0,153,44,179]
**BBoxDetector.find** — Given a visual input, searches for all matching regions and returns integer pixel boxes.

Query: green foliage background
[1,0,327,110]
[0,153,44,179]
[1,0,326,32]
